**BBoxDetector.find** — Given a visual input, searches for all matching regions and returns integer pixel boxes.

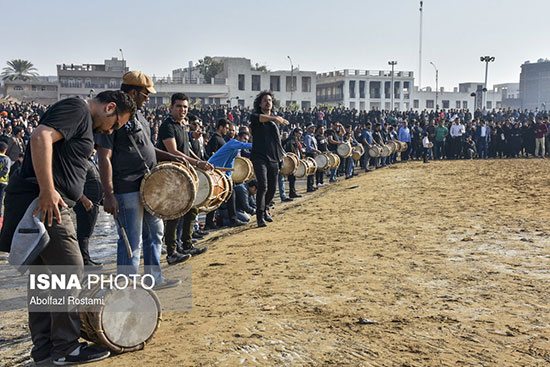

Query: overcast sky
[2,0,548,90]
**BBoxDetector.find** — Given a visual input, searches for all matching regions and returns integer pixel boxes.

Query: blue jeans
[114,191,163,284]
[278,174,287,200]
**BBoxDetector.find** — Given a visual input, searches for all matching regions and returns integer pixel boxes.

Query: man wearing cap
[304,124,320,192]
[96,71,189,286]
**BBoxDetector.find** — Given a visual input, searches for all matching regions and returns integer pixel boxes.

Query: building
[2,76,58,105]
[316,69,415,111]
[147,57,317,109]
[57,57,128,100]
[413,83,504,111]
[519,59,550,110]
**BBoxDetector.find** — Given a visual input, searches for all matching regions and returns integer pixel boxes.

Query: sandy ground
[1,159,549,367]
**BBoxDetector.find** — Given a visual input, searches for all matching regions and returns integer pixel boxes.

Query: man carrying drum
[96,72,191,278]
[156,93,212,259]
[304,124,321,192]
[283,127,303,199]
[314,125,328,186]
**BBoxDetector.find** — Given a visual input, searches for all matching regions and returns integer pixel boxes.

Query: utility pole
[430,62,438,110]
[388,61,397,111]
[287,56,294,106]
[480,56,495,109]
[418,1,423,90]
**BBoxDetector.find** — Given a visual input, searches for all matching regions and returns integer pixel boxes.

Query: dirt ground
[1,159,549,367]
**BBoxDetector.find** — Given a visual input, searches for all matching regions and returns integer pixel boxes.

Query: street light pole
[388,61,397,111]
[287,56,294,106]
[480,56,495,109]
[430,62,438,110]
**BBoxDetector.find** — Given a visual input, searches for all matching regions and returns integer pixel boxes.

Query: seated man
[235,180,257,222]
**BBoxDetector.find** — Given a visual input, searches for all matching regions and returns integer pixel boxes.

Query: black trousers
[315,170,324,185]
[288,174,297,195]
[73,201,99,263]
[251,158,278,218]
[165,207,198,255]
[307,175,315,190]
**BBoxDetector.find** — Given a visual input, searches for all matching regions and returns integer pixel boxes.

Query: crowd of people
[1,78,550,365]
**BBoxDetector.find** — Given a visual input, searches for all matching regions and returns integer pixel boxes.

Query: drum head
[102,288,159,348]
[295,161,307,178]
[337,143,351,157]
[193,170,213,208]
[232,157,249,183]
[314,154,328,170]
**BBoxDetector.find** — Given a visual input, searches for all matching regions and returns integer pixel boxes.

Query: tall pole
[430,62,438,110]
[480,56,495,109]
[119,48,124,61]
[418,1,423,90]
[287,56,294,106]
[388,61,397,111]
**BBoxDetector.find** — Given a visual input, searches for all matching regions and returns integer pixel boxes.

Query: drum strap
[128,134,151,175]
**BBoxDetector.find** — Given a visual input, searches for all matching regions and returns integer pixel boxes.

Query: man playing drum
[156,93,212,259]
[0,91,136,365]
[96,72,191,275]
[304,124,321,192]
[283,127,303,198]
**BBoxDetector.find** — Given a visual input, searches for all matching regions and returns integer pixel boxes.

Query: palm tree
[1,59,39,81]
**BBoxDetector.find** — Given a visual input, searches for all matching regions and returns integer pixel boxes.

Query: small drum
[280,153,299,176]
[352,145,365,161]
[381,145,392,157]
[232,157,254,183]
[428,142,434,148]
[305,157,317,176]
[79,283,161,353]
[140,162,198,220]
[337,143,353,158]
[314,153,330,171]
[194,169,233,213]
[368,145,382,158]
[387,141,399,154]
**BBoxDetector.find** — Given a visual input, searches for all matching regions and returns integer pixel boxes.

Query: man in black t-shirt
[157,93,212,259]
[205,118,229,158]
[0,91,136,365]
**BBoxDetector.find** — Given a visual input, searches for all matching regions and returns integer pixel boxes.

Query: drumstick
[115,216,133,259]
[215,167,234,171]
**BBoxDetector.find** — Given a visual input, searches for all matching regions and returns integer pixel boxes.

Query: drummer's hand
[172,155,187,164]
[103,193,119,219]
[198,160,214,170]
[273,116,289,125]
[34,188,67,227]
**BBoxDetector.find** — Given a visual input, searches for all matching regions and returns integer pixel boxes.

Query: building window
[456,101,461,109]
[286,76,296,92]
[463,101,468,109]
[384,102,390,110]
[442,100,450,109]
[251,75,261,91]
[350,102,356,109]
[395,102,400,110]
[41,86,47,91]
[238,99,245,107]
[369,81,381,99]
[486,101,492,109]
[301,101,311,109]
[384,81,391,99]
[14,86,24,91]
[270,76,280,91]
[32,85,37,91]
[68,79,75,87]
[413,99,419,109]
[403,81,410,99]
[359,81,365,98]
[109,79,117,88]
[301,76,311,92]
[426,100,434,109]
[349,80,356,99]
[394,81,400,99]
[85,79,92,88]
[238,74,245,90]
[76,79,82,88]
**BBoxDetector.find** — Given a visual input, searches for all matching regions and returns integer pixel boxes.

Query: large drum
[79,283,161,353]
[327,152,341,170]
[295,159,315,178]
[352,145,365,161]
[232,157,254,183]
[305,157,318,176]
[280,153,299,176]
[140,162,198,220]
[387,141,399,154]
[398,141,408,152]
[381,145,392,157]
[337,143,353,158]
[314,153,331,171]
[194,169,233,213]
[368,145,382,158]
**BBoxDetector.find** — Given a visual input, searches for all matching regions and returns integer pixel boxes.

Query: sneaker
[34,357,51,366]
[281,197,293,202]
[53,343,109,365]
[257,217,267,228]
[153,278,181,290]
[166,253,191,265]
[289,193,302,198]
[263,210,273,222]
[230,218,247,227]
[179,245,208,256]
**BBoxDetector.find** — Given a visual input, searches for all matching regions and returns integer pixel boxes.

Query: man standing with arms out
[157,93,211,259]
[0,91,135,365]
[434,120,448,160]
[96,72,190,282]
[249,91,289,227]
[534,118,548,158]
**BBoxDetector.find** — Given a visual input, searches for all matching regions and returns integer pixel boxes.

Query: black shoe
[307,188,316,192]
[196,229,209,236]
[53,342,110,365]
[289,193,302,198]
[192,232,204,239]
[268,201,275,208]
[257,217,267,227]
[264,210,273,222]
[153,278,181,290]
[203,223,218,231]
[166,253,192,265]
[281,197,293,202]
[230,218,247,227]
[83,259,103,270]
[179,245,208,256]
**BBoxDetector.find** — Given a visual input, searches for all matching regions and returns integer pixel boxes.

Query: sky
[2,0,549,90]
